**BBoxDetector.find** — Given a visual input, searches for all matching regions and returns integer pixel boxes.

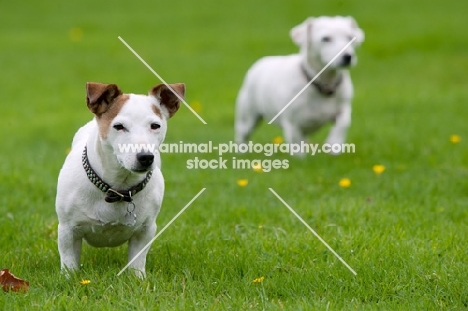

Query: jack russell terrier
[56,82,184,277]
[235,16,364,155]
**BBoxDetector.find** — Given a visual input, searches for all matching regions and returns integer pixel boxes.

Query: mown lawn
[1,0,467,309]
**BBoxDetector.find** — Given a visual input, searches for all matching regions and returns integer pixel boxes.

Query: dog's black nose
[342,54,352,66]
[137,152,154,167]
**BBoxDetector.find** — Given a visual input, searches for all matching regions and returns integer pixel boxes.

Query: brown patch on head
[151,105,162,118]
[149,83,185,118]
[97,94,130,139]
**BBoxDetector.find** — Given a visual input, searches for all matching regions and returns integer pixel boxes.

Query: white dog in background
[56,82,184,277]
[235,16,364,154]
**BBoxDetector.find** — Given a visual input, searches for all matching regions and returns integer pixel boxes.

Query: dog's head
[291,16,364,69]
[86,82,184,173]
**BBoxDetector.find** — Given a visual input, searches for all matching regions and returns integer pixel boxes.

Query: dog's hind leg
[235,113,262,144]
[234,86,263,143]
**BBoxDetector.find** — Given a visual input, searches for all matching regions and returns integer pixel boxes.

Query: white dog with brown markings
[56,82,184,277]
[235,16,364,155]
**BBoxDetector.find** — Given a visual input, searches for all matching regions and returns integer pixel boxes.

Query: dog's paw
[324,143,342,155]
[60,266,79,279]
[324,139,346,156]
[130,268,146,279]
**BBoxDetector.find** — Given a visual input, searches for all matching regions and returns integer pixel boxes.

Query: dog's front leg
[325,102,351,154]
[58,224,82,273]
[282,122,308,157]
[127,223,157,278]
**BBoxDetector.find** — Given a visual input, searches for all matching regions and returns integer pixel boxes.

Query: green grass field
[1,0,467,309]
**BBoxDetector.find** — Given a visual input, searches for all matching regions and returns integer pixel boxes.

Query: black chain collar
[301,65,343,96]
[82,146,153,203]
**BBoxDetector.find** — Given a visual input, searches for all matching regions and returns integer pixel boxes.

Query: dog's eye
[322,36,332,42]
[113,124,126,131]
[150,123,161,130]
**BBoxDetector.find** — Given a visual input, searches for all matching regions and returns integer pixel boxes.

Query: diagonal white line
[268,37,356,124]
[117,188,206,276]
[118,36,207,125]
[268,188,357,276]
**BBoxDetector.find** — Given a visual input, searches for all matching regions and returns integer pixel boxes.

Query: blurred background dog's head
[291,16,365,69]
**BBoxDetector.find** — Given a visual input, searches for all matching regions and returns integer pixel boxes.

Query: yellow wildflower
[252,163,263,172]
[69,27,83,42]
[253,276,265,283]
[237,179,248,187]
[190,100,202,113]
[372,164,385,174]
[339,178,351,188]
[272,136,283,144]
[450,135,461,144]
[79,279,91,285]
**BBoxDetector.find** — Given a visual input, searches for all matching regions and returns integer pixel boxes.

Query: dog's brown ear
[149,83,185,118]
[290,17,315,46]
[86,82,122,116]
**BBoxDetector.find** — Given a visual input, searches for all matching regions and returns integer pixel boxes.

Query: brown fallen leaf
[0,269,30,293]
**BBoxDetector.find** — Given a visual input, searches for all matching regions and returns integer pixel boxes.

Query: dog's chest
[293,95,341,128]
[81,222,143,247]
[74,200,154,247]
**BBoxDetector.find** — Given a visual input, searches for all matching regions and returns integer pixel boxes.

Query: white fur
[56,84,181,278]
[235,16,364,155]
